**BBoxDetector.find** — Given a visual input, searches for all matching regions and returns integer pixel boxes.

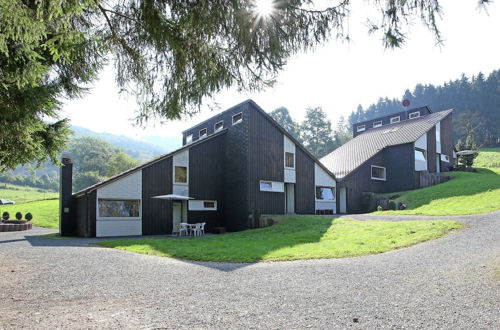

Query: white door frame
[172,202,182,233]
[285,183,295,214]
[339,187,347,214]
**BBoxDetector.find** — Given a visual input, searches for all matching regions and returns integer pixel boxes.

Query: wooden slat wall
[248,108,285,215]
[142,157,172,235]
[295,147,315,214]
[427,127,437,173]
[189,134,226,231]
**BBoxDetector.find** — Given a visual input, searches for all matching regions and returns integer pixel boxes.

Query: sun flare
[253,0,275,19]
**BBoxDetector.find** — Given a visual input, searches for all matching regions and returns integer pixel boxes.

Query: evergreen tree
[1,0,479,170]
[269,107,302,142]
[300,107,335,158]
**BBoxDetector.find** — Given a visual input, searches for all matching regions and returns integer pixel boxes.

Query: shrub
[388,200,396,210]
[15,212,22,220]
[377,205,383,212]
[25,212,33,221]
[2,211,9,220]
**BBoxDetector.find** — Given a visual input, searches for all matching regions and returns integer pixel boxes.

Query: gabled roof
[320,109,453,180]
[183,99,336,179]
[74,129,228,196]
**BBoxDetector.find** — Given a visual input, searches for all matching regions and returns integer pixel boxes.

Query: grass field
[98,216,461,262]
[0,183,57,204]
[0,199,59,229]
[475,148,500,168]
[374,147,500,216]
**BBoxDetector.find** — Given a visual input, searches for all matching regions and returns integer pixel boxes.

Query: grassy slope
[0,199,59,229]
[98,217,461,262]
[375,147,500,215]
[475,148,500,168]
[0,183,57,204]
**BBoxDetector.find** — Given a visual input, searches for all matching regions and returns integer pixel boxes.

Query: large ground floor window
[315,186,335,201]
[98,199,140,217]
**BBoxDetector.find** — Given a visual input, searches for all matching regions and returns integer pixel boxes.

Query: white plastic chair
[178,223,189,237]
[192,223,206,237]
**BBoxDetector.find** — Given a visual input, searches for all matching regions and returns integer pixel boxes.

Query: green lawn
[0,199,59,229]
[98,217,461,262]
[0,183,57,204]
[375,168,500,216]
[475,148,500,168]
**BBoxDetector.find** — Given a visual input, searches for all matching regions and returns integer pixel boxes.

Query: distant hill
[2,126,182,186]
[70,126,181,160]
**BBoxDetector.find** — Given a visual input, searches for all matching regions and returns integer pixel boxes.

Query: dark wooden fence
[414,172,452,189]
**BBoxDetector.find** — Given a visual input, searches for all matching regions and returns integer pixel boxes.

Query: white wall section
[314,164,336,213]
[284,135,296,183]
[173,149,189,196]
[436,122,441,153]
[96,170,142,237]
[414,134,427,150]
[189,200,218,211]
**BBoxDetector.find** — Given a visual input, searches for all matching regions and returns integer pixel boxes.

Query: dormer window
[232,112,243,125]
[356,125,366,132]
[390,116,400,124]
[214,120,224,132]
[409,112,420,119]
[186,134,193,144]
[373,121,382,128]
[199,128,207,139]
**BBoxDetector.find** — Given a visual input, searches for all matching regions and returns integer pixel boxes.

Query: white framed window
[357,125,366,132]
[232,112,243,125]
[259,180,284,192]
[371,165,386,181]
[98,199,140,218]
[186,134,193,144]
[214,120,224,132]
[174,166,188,183]
[390,116,400,124]
[409,112,420,119]
[315,186,335,201]
[199,128,207,139]
[188,200,217,211]
[285,152,295,168]
[373,121,382,128]
[441,154,450,162]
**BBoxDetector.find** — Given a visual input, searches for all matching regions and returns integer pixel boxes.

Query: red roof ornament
[402,99,410,107]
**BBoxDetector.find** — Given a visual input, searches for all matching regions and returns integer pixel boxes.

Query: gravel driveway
[1,212,499,329]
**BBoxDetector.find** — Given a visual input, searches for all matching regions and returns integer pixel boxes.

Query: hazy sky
[62,0,500,143]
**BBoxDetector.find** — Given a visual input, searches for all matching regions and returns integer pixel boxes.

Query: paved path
[0,212,499,329]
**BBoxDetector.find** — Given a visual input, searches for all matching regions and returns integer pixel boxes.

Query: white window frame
[315,186,336,201]
[174,166,188,184]
[390,116,400,124]
[441,154,450,162]
[409,111,420,119]
[285,151,295,169]
[259,180,284,192]
[199,128,207,139]
[371,165,387,181]
[373,121,382,128]
[232,112,243,125]
[98,199,141,219]
[185,134,193,144]
[214,120,224,132]
[357,125,366,132]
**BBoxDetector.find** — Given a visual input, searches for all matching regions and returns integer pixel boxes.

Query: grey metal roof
[320,109,453,180]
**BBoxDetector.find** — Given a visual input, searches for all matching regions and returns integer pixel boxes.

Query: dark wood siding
[439,113,454,171]
[353,107,432,137]
[248,106,285,215]
[223,105,250,231]
[295,147,315,214]
[383,144,415,192]
[182,106,246,145]
[427,127,437,173]
[142,157,172,235]
[73,191,96,237]
[188,134,225,232]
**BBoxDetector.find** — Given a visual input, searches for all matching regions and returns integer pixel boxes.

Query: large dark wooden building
[320,107,455,214]
[63,100,337,237]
